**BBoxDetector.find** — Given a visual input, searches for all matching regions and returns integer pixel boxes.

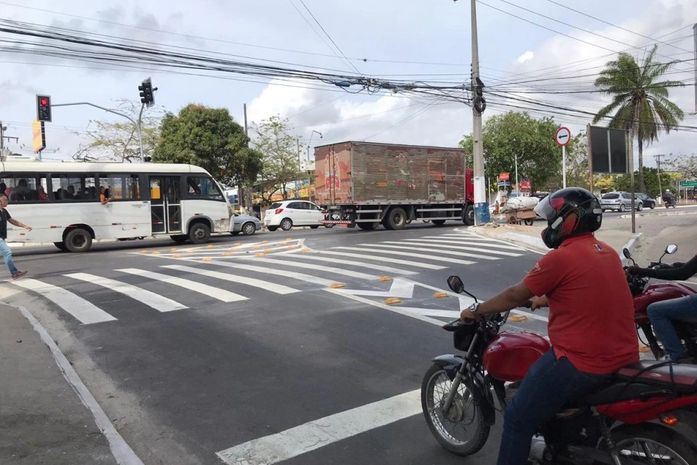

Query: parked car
[264,200,326,231]
[230,213,261,236]
[635,193,656,209]
[600,191,642,212]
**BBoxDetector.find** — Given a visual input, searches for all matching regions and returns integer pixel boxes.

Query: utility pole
[470,0,489,224]
[514,152,519,194]
[655,153,665,204]
[693,23,696,112]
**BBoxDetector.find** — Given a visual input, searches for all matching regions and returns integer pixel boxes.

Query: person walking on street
[0,195,31,279]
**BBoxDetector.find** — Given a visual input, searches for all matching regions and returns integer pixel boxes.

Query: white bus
[0,161,231,252]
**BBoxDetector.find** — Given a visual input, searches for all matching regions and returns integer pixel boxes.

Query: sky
[0,0,695,168]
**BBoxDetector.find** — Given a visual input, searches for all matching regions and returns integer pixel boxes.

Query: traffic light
[473,77,486,114]
[37,95,52,122]
[138,78,155,107]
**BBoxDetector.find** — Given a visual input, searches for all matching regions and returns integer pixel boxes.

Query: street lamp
[307,130,323,166]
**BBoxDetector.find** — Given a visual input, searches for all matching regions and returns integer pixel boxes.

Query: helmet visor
[533,195,563,220]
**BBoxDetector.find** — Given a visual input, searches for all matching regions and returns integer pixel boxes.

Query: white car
[264,200,326,231]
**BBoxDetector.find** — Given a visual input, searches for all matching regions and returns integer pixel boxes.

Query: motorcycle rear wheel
[421,364,490,456]
[612,425,697,464]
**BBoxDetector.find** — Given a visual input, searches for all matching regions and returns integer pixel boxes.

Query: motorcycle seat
[577,382,674,406]
[615,361,697,393]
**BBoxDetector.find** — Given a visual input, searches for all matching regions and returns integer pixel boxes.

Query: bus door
[149,176,182,234]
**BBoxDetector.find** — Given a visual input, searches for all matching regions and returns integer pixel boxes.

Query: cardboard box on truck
[315,141,469,205]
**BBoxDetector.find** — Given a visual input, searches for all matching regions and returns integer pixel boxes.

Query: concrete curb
[621,233,642,255]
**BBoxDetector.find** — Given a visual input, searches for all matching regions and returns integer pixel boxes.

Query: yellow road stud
[384,297,402,305]
[509,314,528,323]
[433,292,449,299]
[378,275,393,282]
[329,282,346,289]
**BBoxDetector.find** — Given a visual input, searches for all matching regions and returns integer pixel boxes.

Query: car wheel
[280,218,293,231]
[619,203,626,212]
[637,202,643,211]
[241,222,256,236]
[650,204,655,209]
[309,225,319,229]
[230,231,240,236]
[267,226,278,231]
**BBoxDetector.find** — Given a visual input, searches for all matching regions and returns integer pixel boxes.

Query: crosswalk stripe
[316,250,445,270]
[393,240,522,257]
[162,265,299,295]
[164,244,302,257]
[12,279,117,324]
[294,253,417,276]
[356,243,497,261]
[189,260,337,287]
[333,246,475,265]
[65,273,187,312]
[405,237,522,251]
[372,241,500,260]
[238,256,378,280]
[117,268,248,302]
[422,234,517,245]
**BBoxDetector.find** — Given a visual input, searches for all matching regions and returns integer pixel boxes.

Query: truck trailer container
[314,141,474,230]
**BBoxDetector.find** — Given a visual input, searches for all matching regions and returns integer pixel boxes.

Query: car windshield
[269,202,282,209]
[602,193,619,199]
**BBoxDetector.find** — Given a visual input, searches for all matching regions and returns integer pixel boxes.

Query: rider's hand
[625,266,642,276]
[460,303,481,321]
[530,295,548,311]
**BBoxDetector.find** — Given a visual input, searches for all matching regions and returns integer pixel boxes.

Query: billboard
[589,126,628,174]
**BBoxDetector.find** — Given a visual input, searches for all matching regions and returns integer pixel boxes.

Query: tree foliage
[613,167,674,197]
[461,112,561,192]
[252,116,304,203]
[593,45,684,192]
[153,104,262,187]
[73,100,162,162]
[668,154,697,180]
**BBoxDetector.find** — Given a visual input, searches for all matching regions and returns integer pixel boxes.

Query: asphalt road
[0,222,557,465]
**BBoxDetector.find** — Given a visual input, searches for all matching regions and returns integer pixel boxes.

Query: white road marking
[239,256,378,280]
[317,250,445,270]
[162,265,298,295]
[64,273,187,312]
[180,259,337,287]
[391,240,522,257]
[336,278,416,298]
[216,389,421,465]
[288,253,417,276]
[404,237,522,251]
[117,268,248,302]
[422,234,523,246]
[334,246,475,265]
[162,244,303,257]
[12,279,117,324]
[356,243,493,261]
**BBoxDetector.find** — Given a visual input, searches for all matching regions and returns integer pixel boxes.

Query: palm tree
[593,45,684,192]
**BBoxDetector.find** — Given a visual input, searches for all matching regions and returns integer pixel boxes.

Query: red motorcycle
[623,244,697,360]
[421,275,697,464]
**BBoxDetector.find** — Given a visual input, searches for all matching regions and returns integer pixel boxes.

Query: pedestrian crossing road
[2,230,534,327]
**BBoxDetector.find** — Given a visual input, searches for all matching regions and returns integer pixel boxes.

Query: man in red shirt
[460,187,638,465]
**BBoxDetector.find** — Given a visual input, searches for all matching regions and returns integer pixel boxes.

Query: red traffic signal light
[37,95,52,122]
[138,78,155,107]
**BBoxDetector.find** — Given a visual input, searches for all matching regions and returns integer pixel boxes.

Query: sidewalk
[472,220,639,255]
[0,304,118,465]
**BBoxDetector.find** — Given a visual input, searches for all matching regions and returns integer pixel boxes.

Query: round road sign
[555,126,571,146]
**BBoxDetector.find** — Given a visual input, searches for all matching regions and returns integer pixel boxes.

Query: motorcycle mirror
[447,275,465,294]
[622,248,632,259]
[665,244,678,255]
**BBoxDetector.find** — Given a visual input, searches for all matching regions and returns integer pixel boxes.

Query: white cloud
[516,51,534,64]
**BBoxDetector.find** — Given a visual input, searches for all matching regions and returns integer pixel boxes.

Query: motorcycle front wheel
[612,425,697,464]
[421,363,490,456]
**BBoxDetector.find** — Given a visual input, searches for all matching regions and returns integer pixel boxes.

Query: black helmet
[534,187,602,249]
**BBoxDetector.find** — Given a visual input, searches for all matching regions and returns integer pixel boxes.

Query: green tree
[153,104,262,187]
[593,45,684,193]
[615,167,676,198]
[252,116,304,203]
[73,100,163,162]
[461,112,561,192]
[668,154,697,180]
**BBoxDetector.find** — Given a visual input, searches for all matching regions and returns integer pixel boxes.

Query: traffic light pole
[52,102,144,160]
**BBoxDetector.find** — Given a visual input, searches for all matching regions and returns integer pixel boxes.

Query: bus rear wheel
[188,222,211,244]
[64,228,93,253]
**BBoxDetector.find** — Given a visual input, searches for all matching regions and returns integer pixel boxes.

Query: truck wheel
[432,220,446,226]
[384,207,407,230]
[463,205,475,226]
[358,222,379,230]
[64,228,93,253]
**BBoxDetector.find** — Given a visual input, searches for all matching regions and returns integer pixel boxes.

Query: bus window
[0,176,48,202]
[150,178,161,200]
[124,175,141,200]
[186,176,224,200]
[51,175,96,201]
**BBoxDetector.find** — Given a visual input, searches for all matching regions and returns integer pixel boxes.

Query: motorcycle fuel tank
[484,332,551,382]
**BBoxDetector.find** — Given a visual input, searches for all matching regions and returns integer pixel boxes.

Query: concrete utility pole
[470,0,489,224]
[693,23,696,112]
[655,153,665,204]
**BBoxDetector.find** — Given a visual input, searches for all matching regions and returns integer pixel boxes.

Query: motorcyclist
[628,255,697,361]
[663,189,676,206]
[460,187,638,465]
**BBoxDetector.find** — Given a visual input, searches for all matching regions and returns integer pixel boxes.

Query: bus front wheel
[189,222,211,244]
[64,228,93,253]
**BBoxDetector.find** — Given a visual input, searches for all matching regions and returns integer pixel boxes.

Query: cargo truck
[314,141,475,230]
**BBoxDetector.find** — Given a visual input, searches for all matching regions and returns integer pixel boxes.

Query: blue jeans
[497,350,612,465]
[0,238,18,275]
[648,295,697,360]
